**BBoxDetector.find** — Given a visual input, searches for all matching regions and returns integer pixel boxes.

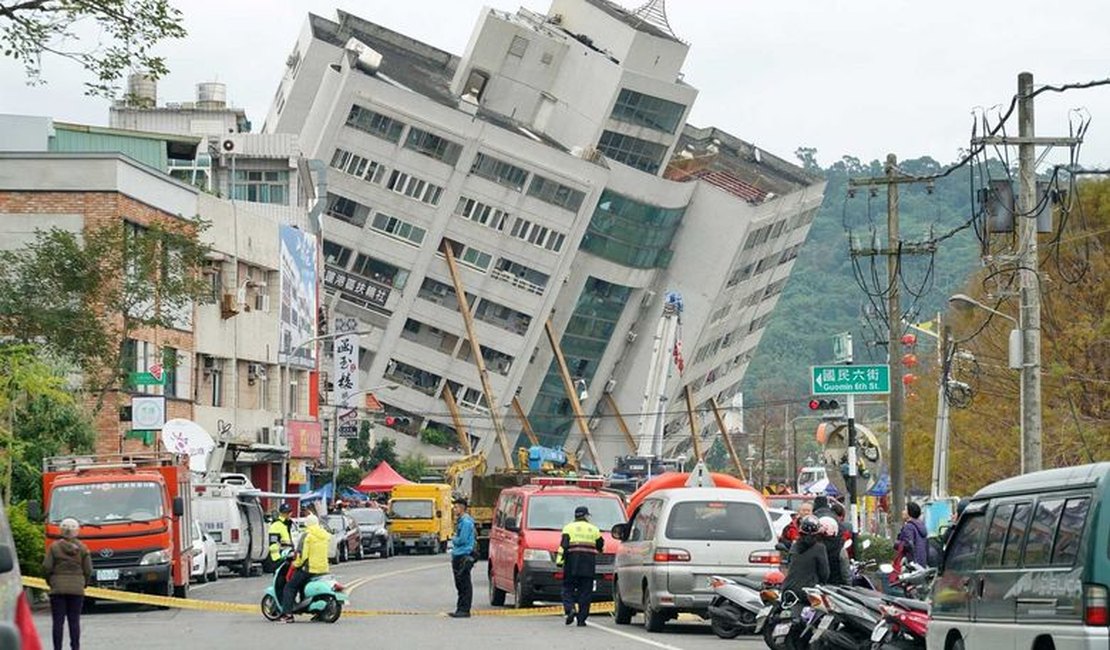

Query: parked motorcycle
[260,552,348,623]
[870,599,929,649]
[758,590,821,650]
[708,571,783,638]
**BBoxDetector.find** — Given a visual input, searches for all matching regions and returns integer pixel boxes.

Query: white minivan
[610,487,778,632]
[193,485,267,577]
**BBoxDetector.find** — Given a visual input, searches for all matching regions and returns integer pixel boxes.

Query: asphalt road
[32,554,768,649]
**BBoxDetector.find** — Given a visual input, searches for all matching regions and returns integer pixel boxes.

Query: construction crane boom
[636,291,683,457]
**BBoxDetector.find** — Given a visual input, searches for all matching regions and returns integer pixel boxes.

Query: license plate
[96,569,119,582]
[772,622,791,638]
[871,621,889,643]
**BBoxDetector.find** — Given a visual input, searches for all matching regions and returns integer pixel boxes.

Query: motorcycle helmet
[763,569,786,587]
[798,515,821,536]
[818,516,839,537]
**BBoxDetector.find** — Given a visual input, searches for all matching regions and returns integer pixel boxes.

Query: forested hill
[742,154,982,400]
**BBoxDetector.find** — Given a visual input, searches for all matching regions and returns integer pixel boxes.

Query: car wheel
[612,578,632,625]
[195,569,207,584]
[357,542,365,561]
[209,566,219,582]
[339,545,348,563]
[642,588,665,633]
[489,566,507,606]
[239,557,252,578]
[513,573,533,608]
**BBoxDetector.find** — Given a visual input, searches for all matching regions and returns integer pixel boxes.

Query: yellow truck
[388,483,453,554]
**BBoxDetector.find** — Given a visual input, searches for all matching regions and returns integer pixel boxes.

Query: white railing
[491,268,545,296]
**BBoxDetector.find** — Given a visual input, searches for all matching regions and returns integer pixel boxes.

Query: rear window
[665,501,771,541]
[349,509,385,526]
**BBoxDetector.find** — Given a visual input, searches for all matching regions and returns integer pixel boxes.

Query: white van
[610,487,778,632]
[193,484,267,577]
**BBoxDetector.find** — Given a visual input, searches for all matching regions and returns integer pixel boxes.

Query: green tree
[335,464,363,492]
[395,453,429,482]
[0,0,186,96]
[0,222,212,404]
[367,438,399,471]
[0,344,94,505]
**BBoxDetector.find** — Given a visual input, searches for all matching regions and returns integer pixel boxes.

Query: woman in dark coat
[780,515,829,600]
[43,517,92,650]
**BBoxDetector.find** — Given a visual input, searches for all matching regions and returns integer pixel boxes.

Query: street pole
[843,335,859,538]
[931,323,952,500]
[885,153,906,537]
[1017,71,1043,473]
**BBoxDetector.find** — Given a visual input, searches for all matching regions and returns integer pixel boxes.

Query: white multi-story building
[264,0,825,471]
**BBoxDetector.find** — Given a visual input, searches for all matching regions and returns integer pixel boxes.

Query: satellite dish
[161,419,217,473]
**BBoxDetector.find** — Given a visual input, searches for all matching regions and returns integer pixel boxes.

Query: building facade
[259,0,824,471]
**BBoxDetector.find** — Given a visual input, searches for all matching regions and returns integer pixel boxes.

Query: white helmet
[818,516,839,537]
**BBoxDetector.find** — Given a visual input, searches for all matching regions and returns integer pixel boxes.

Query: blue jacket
[452,513,476,557]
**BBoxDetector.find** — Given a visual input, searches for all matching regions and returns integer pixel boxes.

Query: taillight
[652,548,690,562]
[806,590,826,609]
[230,529,240,543]
[749,549,781,565]
[760,589,780,604]
[1085,583,1108,626]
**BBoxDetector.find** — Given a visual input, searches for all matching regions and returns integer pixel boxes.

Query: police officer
[556,506,603,627]
[265,503,294,573]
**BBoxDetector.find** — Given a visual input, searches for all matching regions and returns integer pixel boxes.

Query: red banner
[287,420,322,459]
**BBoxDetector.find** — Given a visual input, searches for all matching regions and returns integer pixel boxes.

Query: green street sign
[811,364,890,395]
[129,372,165,386]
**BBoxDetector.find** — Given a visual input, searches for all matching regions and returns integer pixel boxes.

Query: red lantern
[901,353,918,367]
[902,373,917,386]
[901,334,917,346]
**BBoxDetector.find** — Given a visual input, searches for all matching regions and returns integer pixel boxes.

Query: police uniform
[556,506,604,626]
[265,512,293,573]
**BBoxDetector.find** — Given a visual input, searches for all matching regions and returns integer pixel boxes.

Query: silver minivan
[610,487,779,632]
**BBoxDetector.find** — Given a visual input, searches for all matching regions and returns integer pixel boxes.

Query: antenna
[629,0,681,40]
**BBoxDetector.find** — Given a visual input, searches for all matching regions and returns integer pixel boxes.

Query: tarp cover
[356,461,411,492]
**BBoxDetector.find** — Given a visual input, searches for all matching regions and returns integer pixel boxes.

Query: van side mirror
[26,500,41,522]
[503,517,518,532]
[610,523,628,541]
[173,496,185,517]
[0,544,14,573]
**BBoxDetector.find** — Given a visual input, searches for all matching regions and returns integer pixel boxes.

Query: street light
[948,294,1018,325]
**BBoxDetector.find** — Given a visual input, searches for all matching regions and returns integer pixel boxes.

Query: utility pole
[848,154,935,536]
[1016,72,1043,472]
[931,323,952,500]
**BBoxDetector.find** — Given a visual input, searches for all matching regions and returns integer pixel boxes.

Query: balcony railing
[491,268,545,296]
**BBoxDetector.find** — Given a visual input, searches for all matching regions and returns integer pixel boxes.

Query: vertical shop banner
[334,317,360,438]
[278,224,319,369]
[288,460,308,485]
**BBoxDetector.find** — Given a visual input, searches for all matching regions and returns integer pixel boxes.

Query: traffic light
[384,416,411,428]
[808,398,840,411]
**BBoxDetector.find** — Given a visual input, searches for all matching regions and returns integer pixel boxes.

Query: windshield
[665,501,771,541]
[525,495,626,531]
[349,509,385,526]
[49,481,163,524]
[391,500,433,519]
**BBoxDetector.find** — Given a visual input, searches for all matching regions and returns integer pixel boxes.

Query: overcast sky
[2,0,1109,169]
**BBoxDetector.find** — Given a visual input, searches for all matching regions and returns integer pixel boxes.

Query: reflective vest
[555,519,602,578]
[268,517,292,561]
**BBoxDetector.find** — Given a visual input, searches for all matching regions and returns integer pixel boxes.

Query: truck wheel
[239,558,252,578]
[488,566,507,606]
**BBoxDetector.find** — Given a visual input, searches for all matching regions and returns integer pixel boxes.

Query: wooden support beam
[603,393,637,454]
[684,385,703,462]
[543,319,601,470]
[441,384,472,456]
[709,397,746,481]
[511,396,539,447]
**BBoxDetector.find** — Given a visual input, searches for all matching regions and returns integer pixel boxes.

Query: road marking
[346,561,444,596]
[585,621,690,650]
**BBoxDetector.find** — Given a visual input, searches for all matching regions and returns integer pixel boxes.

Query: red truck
[32,452,195,600]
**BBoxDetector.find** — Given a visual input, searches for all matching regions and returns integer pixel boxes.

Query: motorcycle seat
[886,596,930,613]
[733,577,764,590]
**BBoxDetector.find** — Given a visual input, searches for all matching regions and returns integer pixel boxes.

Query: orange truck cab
[487,477,627,608]
[33,453,194,599]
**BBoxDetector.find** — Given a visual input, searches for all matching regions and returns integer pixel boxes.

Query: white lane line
[585,621,690,650]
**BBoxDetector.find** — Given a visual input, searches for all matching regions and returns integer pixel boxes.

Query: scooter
[870,600,929,649]
[707,572,781,639]
[260,552,348,623]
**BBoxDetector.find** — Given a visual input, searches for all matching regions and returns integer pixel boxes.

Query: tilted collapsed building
[264,0,825,471]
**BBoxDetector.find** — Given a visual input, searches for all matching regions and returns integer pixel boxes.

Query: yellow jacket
[295,524,331,574]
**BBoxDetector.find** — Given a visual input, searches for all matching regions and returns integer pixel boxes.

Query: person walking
[448,496,476,618]
[280,513,330,623]
[897,502,929,567]
[555,506,604,627]
[43,517,92,650]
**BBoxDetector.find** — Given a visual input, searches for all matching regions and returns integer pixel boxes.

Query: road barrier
[21,576,614,618]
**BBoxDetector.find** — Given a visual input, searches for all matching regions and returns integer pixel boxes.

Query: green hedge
[9,502,44,578]
[856,533,894,566]
[419,427,454,448]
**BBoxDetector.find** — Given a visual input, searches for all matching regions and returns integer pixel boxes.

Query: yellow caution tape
[21,576,613,618]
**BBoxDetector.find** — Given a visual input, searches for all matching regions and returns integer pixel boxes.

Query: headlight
[523,549,553,562]
[140,548,172,565]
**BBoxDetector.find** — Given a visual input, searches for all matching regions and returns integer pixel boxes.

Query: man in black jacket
[781,516,829,599]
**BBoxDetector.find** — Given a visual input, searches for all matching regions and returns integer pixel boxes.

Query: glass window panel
[1023,499,1064,566]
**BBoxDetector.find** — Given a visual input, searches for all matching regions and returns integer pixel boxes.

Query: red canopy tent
[356,461,412,493]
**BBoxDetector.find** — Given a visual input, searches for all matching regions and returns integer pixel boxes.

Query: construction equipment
[636,291,684,457]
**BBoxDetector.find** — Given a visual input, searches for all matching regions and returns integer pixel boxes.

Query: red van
[487,477,626,608]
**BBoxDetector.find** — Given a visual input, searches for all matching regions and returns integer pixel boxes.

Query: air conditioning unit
[247,363,267,381]
[202,355,216,373]
[626,330,638,343]
[604,379,617,394]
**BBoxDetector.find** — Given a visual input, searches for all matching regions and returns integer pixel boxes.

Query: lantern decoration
[901,353,918,367]
[902,373,917,386]
[901,333,917,346]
